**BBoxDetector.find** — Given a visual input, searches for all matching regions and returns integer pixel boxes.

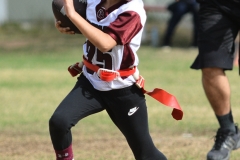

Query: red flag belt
[68,58,183,120]
[83,56,136,82]
[143,88,183,120]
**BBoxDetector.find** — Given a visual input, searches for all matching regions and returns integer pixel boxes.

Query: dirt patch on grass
[0,130,226,160]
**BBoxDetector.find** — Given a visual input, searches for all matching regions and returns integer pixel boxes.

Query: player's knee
[49,113,69,133]
[202,68,224,80]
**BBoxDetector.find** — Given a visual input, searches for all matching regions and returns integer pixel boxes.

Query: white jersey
[82,0,146,91]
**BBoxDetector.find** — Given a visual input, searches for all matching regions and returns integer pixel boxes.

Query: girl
[49,0,167,159]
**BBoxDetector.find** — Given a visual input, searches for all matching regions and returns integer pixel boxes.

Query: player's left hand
[55,20,75,35]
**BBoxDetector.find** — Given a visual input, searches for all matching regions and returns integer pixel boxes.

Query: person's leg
[190,2,240,160]
[201,68,235,131]
[102,85,167,160]
[202,68,230,115]
[192,2,238,131]
[162,2,189,46]
[49,74,104,160]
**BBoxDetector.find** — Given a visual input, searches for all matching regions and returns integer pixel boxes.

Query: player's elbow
[100,35,117,52]
[98,45,113,53]
[92,35,117,52]
[98,42,116,53]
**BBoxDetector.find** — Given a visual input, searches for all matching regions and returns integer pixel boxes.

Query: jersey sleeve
[104,11,143,45]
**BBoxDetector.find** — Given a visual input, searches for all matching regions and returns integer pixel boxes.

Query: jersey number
[86,41,113,70]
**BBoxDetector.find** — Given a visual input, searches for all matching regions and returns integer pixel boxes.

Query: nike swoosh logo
[128,107,139,116]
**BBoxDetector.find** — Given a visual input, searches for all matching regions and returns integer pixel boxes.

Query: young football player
[49,0,182,159]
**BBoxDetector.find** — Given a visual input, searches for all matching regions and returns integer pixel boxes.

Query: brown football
[52,0,87,34]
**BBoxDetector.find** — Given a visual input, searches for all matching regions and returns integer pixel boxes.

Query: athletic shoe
[207,125,240,160]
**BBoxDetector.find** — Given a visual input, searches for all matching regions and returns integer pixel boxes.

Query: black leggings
[49,74,167,160]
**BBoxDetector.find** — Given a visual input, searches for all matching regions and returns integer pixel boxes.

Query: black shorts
[191,1,240,70]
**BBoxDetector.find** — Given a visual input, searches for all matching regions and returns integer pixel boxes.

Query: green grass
[0,24,240,160]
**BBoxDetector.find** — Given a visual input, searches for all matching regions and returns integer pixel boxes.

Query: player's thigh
[103,85,151,143]
[108,98,156,156]
[52,74,104,126]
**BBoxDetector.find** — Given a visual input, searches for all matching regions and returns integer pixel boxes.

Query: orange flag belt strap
[82,56,136,82]
[67,58,183,120]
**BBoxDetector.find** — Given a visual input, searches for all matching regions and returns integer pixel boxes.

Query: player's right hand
[55,21,75,35]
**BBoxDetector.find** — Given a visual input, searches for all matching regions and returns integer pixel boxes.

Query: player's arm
[63,0,117,53]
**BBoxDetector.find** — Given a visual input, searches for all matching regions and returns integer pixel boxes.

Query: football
[52,0,87,34]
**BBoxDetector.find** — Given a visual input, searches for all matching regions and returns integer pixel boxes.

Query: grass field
[0,24,240,160]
